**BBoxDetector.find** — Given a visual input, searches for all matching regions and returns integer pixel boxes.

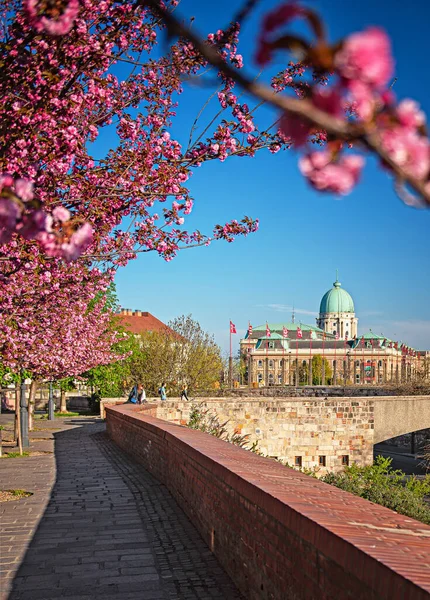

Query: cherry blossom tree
[0,0,291,264]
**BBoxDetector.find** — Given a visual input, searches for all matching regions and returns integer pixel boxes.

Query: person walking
[180,385,190,402]
[158,382,167,402]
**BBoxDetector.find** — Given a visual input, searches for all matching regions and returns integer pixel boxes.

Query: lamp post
[48,381,54,420]
[20,377,29,448]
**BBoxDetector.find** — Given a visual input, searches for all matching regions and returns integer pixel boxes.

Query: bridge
[154,395,430,471]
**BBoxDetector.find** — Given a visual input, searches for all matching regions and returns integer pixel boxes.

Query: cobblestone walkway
[1,420,242,600]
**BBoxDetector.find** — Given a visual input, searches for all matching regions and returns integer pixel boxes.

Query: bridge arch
[373,396,430,444]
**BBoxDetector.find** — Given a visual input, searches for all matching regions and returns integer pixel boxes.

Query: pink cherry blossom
[61,223,94,262]
[299,151,365,195]
[346,80,376,121]
[396,100,426,130]
[24,0,80,36]
[15,178,34,202]
[52,206,71,222]
[0,199,20,244]
[380,127,430,180]
[335,27,394,89]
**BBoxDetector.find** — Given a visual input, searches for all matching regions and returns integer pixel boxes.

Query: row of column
[248,356,416,386]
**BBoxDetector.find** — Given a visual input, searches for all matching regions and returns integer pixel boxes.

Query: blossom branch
[142,0,430,206]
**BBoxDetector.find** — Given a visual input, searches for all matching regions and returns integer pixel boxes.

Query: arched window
[355,360,360,367]
[268,373,274,385]
[258,360,263,368]
[268,359,274,368]
[268,341,275,349]
[257,373,263,383]
[278,374,283,384]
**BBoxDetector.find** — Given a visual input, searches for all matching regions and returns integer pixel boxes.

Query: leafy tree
[168,315,223,393]
[311,355,333,385]
[128,315,223,396]
[83,331,141,398]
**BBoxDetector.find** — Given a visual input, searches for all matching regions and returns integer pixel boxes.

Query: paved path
[1,419,242,600]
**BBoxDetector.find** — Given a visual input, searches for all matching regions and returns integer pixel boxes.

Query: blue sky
[114,0,430,353]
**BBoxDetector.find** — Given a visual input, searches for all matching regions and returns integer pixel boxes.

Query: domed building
[317,277,358,340]
[240,275,422,387]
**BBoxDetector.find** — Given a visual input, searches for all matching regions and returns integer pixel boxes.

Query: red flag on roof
[248,323,253,336]
[266,323,271,337]
[282,326,288,338]
[297,327,303,339]
[230,321,236,334]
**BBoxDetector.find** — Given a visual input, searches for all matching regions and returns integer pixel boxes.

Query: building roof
[258,333,283,340]
[360,331,386,341]
[116,309,173,336]
[319,279,355,314]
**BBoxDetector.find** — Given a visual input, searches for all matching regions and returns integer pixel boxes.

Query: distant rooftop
[116,309,172,336]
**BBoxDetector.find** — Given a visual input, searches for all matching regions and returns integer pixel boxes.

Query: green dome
[319,279,354,314]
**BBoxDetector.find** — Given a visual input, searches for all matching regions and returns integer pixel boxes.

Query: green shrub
[321,455,430,525]
[187,403,253,449]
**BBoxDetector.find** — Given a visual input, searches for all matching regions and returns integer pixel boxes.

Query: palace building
[240,277,425,386]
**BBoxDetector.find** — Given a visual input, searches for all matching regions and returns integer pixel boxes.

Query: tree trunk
[28,380,38,431]
[60,389,67,413]
[15,385,22,455]
[14,385,19,442]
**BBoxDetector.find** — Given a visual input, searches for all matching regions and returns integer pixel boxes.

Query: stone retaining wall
[106,404,430,600]
[157,397,375,472]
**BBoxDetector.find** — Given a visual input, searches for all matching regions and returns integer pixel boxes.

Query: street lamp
[48,380,54,420]
[20,376,29,448]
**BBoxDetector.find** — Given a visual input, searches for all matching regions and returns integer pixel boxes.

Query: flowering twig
[143,0,430,206]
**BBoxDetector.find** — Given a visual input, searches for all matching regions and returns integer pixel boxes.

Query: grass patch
[2,451,30,458]
[9,489,32,497]
[0,489,33,502]
[37,411,80,419]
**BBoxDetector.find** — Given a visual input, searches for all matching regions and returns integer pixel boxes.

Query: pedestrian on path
[158,383,167,402]
[180,385,190,402]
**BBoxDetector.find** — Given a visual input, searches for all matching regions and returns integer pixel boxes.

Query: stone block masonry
[157,397,375,473]
[106,404,430,600]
